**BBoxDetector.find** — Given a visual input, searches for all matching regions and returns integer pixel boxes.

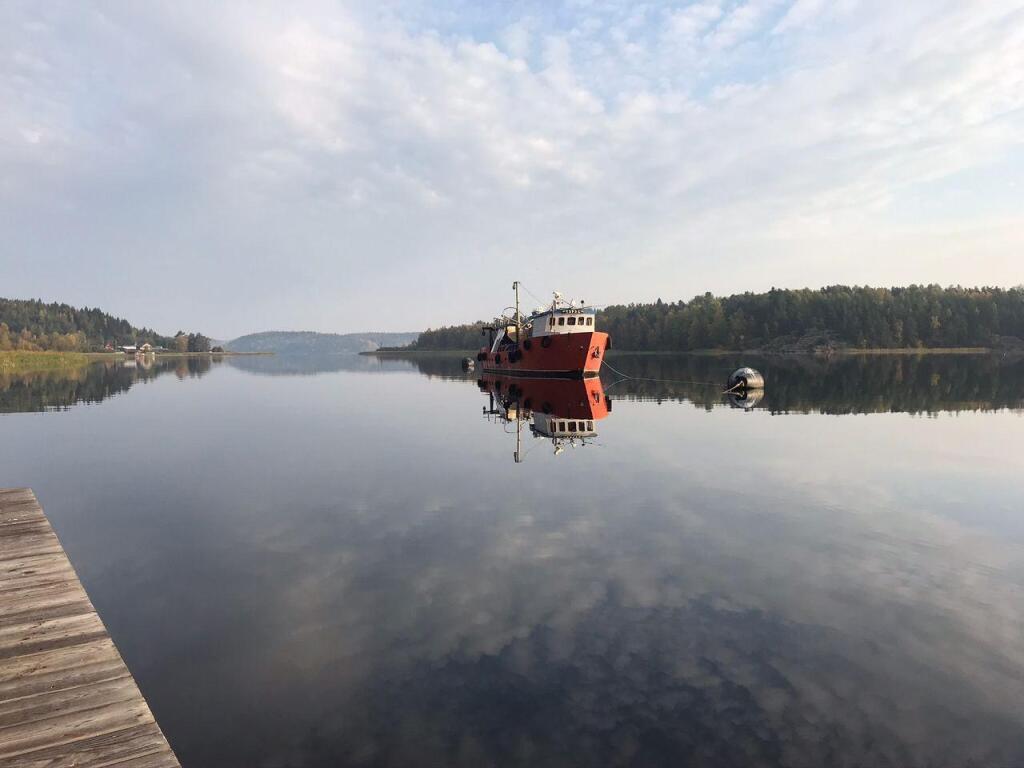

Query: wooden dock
[0,488,181,767]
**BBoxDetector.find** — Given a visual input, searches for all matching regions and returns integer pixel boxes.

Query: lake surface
[2,353,1023,767]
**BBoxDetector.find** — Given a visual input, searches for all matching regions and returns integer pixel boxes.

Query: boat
[477,282,610,378]
[479,375,611,461]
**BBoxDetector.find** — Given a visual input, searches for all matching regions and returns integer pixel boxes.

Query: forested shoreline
[407,286,1024,352]
[0,298,210,352]
[9,286,1024,355]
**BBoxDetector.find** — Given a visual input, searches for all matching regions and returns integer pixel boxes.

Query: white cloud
[772,0,826,34]
[1,0,1023,335]
[499,18,534,60]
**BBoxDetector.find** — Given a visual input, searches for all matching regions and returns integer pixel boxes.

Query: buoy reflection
[728,387,764,410]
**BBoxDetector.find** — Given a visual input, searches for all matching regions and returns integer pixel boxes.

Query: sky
[2,0,1023,338]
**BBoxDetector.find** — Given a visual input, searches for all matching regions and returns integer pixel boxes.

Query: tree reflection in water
[400,352,1024,415]
[0,355,217,413]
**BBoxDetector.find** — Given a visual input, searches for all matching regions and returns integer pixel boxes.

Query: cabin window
[558,421,566,431]
[558,317,565,326]
[568,422,577,432]
[587,421,594,430]
[585,317,593,326]
[549,317,555,327]
[568,316,577,326]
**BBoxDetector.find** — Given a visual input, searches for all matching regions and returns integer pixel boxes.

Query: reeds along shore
[0,351,94,374]
[0,350,261,375]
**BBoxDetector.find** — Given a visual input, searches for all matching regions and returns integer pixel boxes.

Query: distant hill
[226,331,418,355]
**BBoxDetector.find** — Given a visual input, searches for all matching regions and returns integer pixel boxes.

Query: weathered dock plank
[0,489,180,767]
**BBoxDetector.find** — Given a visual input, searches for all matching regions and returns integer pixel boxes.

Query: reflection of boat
[479,375,611,461]
[478,283,610,379]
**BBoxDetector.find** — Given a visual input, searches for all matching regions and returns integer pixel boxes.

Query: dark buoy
[727,367,764,391]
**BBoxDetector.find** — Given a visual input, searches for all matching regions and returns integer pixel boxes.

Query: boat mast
[510,284,522,464]
[512,280,521,331]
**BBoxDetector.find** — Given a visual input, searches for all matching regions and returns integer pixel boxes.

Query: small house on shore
[119,343,153,354]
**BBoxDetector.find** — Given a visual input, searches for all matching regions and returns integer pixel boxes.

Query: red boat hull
[480,331,608,378]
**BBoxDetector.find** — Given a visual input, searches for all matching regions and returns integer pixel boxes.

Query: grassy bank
[0,349,272,374]
[0,351,95,374]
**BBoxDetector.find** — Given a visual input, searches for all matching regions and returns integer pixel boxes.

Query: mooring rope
[601,358,743,394]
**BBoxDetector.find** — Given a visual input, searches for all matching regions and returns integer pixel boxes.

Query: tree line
[171,332,213,353]
[0,298,209,352]
[407,322,489,350]
[409,285,1024,351]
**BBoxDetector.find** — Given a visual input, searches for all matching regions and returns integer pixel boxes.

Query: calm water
[2,353,1023,767]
